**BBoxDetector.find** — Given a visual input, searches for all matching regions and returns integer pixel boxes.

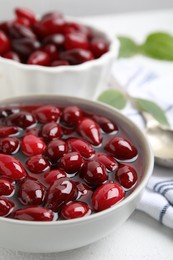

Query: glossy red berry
[105,137,138,161]
[43,34,65,49]
[18,178,46,205]
[27,50,50,66]
[0,126,19,138]
[0,198,14,216]
[78,118,101,146]
[26,155,50,174]
[14,206,54,221]
[15,7,37,25]
[94,153,118,171]
[0,31,11,55]
[60,48,94,65]
[82,161,108,186]
[116,164,137,189]
[45,139,68,163]
[7,23,36,40]
[45,177,77,212]
[5,111,36,129]
[40,122,62,141]
[65,32,89,50]
[12,38,41,58]
[0,22,10,34]
[43,44,59,61]
[15,17,31,28]
[44,169,67,185]
[59,152,84,174]
[3,51,21,62]
[67,138,95,159]
[0,154,26,181]
[60,201,91,220]
[34,105,60,124]
[64,22,91,38]
[21,134,46,156]
[90,38,109,58]
[0,137,20,154]
[92,182,125,212]
[62,106,83,126]
[0,178,14,196]
[92,115,118,134]
[35,13,65,37]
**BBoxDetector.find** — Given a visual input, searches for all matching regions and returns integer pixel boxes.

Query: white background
[0,0,173,17]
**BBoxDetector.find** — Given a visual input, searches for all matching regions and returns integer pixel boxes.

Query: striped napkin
[138,175,173,228]
[107,57,173,229]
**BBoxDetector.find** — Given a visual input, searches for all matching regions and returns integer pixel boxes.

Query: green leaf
[118,32,173,60]
[142,32,173,60]
[97,89,127,109]
[133,97,169,126]
[118,36,140,58]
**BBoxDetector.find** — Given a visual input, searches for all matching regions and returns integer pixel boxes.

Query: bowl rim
[0,17,118,73]
[0,95,154,226]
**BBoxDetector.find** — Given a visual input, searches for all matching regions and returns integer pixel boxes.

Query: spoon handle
[140,111,160,129]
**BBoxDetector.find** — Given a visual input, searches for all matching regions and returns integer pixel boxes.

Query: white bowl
[0,18,118,99]
[0,95,153,253]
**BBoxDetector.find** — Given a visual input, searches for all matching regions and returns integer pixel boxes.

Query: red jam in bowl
[0,104,140,221]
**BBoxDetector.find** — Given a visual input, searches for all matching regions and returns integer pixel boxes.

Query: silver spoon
[141,112,173,168]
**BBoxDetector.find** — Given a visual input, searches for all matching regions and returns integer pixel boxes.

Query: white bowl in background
[0,18,118,100]
[0,95,153,253]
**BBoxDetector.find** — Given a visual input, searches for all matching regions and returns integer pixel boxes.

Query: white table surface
[0,9,173,260]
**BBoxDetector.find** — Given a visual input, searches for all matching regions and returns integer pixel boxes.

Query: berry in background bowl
[0,95,153,253]
[0,8,118,99]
